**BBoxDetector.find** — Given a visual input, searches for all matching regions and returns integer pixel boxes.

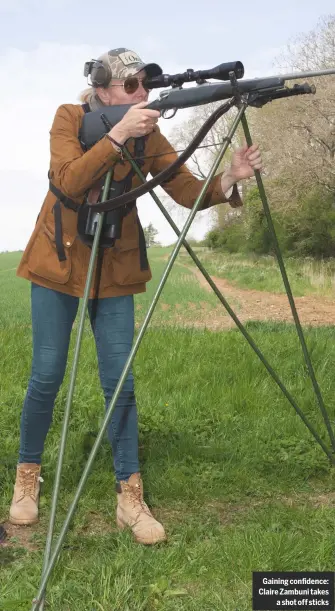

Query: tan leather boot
[116,473,166,545]
[9,463,43,525]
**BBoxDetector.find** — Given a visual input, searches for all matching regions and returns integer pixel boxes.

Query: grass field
[176,249,335,298]
[0,247,335,611]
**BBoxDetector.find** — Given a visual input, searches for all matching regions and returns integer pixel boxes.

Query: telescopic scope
[144,61,244,89]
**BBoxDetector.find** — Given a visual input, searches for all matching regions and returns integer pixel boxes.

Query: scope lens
[235,62,244,79]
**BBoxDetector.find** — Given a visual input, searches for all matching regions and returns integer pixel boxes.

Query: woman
[10,48,263,545]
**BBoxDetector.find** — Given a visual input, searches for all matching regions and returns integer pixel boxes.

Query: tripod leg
[37,170,113,611]
[30,102,246,611]
[240,114,335,453]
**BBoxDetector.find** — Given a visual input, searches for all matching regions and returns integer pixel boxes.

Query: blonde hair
[78,86,94,103]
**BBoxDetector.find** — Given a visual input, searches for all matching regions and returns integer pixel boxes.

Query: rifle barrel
[260,67,335,82]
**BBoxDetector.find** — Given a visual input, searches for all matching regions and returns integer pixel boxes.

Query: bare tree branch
[189,153,207,179]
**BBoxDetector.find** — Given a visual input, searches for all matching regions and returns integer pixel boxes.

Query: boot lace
[18,469,43,499]
[124,482,152,517]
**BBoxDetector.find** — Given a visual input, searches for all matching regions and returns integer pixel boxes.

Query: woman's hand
[109,102,160,144]
[221,143,263,194]
[229,143,263,181]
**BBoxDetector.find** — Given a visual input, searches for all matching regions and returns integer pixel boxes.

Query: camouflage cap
[98,47,163,83]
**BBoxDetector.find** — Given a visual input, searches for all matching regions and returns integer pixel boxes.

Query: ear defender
[84,59,111,88]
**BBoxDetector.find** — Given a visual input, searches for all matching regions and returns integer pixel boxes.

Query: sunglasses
[110,75,151,94]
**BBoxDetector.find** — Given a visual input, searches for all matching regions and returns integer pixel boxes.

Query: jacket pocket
[27,220,76,284]
[106,237,152,287]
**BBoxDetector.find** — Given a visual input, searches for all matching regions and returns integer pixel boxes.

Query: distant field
[1,248,334,611]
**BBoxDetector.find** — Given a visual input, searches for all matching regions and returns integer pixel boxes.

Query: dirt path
[175,259,335,328]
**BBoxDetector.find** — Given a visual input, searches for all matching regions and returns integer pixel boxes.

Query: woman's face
[101,69,149,106]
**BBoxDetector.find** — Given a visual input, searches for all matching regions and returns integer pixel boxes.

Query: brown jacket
[16,103,242,298]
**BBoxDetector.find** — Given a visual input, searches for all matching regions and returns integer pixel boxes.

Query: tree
[143,222,159,247]
[166,15,335,235]
[247,14,335,209]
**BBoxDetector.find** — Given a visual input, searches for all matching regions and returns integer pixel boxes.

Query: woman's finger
[247,151,262,162]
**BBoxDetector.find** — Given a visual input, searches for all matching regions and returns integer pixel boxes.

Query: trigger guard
[162,108,177,119]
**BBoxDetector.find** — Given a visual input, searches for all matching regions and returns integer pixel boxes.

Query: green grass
[1,248,335,610]
[0,251,23,272]
[177,249,335,297]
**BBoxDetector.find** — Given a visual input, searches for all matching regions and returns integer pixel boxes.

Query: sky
[0,0,334,252]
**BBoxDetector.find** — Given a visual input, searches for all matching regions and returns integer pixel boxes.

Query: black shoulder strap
[48,177,80,212]
[82,102,91,114]
[134,136,146,166]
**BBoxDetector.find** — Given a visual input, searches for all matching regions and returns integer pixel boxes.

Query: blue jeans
[19,283,139,481]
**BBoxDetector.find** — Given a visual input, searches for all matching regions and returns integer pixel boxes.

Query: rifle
[79,63,335,213]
